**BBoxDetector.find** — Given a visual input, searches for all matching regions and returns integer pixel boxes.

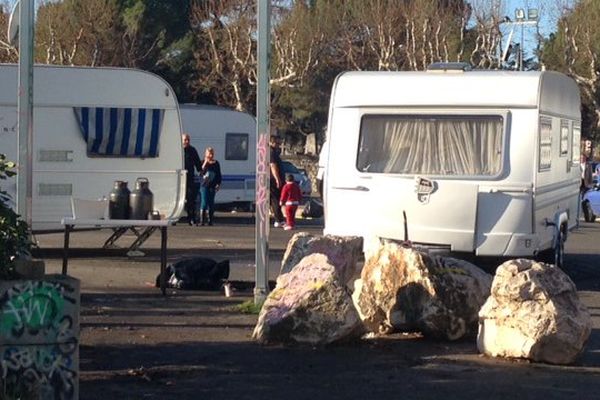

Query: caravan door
[326,111,505,252]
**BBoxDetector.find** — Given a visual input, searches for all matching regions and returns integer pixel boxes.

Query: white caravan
[179,104,256,207]
[323,68,581,267]
[0,64,185,231]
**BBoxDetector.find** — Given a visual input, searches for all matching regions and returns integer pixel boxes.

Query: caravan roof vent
[427,62,472,72]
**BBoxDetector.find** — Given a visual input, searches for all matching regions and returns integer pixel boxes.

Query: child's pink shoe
[284,225,294,231]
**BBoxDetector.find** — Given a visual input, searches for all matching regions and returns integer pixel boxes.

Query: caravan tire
[582,200,596,222]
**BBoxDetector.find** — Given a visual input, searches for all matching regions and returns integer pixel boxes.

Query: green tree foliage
[541,0,600,141]
[0,154,32,280]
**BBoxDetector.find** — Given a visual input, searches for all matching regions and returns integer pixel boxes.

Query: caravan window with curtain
[357,114,504,176]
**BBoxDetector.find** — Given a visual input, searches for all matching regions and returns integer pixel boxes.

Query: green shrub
[0,154,33,279]
[233,300,264,314]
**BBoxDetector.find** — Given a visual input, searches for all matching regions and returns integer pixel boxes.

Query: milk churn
[130,177,154,220]
[109,181,130,219]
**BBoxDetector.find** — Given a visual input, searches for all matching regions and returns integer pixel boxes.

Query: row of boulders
[252,233,592,365]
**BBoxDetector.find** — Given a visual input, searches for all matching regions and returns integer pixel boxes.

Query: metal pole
[17,0,34,229]
[255,0,271,305]
[520,23,524,71]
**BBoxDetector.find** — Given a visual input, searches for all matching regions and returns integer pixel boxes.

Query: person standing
[183,133,201,225]
[581,153,593,196]
[269,135,286,227]
[199,147,222,226]
[280,173,302,230]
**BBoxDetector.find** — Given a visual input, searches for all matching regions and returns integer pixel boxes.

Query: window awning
[74,107,164,157]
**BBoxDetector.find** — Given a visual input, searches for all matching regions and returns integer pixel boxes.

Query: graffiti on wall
[1,344,77,399]
[256,132,270,268]
[0,280,77,400]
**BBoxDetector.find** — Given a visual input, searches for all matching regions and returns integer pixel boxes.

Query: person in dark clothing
[199,147,222,226]
[183,133,202,225]
[269,135,286,227]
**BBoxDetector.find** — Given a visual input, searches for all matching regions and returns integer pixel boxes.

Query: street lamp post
[11,0,35,229]
[255,0,271,305]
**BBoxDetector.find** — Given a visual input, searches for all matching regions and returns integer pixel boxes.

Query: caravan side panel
[0,65,184,230]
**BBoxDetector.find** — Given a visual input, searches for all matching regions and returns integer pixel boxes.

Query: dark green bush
[0,154,33,279]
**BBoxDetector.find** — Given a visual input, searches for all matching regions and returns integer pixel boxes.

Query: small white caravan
[179,104,256,207]
[324,67,581,266]
[0,64,185,231]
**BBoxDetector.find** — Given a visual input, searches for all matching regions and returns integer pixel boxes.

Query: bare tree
[402,0,470,70]
[0,1,18,63]
[322,0,469,72]
[36,0,120,66]
[190,0,256,112]
[553,1,600,139]
[271,2,325,87]
[468,0,504,69]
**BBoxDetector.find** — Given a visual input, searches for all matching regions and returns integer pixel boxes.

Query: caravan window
[225,133,249,160]
[539,118,552,171]
[357,115,503,176]
[572,125,581,166]
[560,120,569,157]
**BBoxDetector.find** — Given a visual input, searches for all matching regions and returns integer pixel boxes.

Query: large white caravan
[179,104,256,208]
[0,64,185,231]
[323,67,581,267]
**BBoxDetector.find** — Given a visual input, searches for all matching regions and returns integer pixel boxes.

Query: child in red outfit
[280,173,302,230]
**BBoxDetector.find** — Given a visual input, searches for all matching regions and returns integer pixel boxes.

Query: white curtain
[358,115,503,176]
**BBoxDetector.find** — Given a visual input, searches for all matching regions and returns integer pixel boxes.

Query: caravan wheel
[582,200,596,222]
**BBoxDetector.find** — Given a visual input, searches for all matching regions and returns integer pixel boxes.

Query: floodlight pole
[17,0,34,229]
[254,0,271,305]
[502,19,537,70]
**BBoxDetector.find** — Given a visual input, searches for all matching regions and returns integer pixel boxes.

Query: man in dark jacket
[183,133,201,225]
[269,135,286,227]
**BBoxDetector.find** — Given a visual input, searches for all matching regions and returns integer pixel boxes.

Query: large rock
[280,233,363,285]
[253,254,363,345]
[353,243,492,340]
[478,259,591,364]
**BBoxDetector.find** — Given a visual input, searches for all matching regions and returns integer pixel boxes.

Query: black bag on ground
[301,198,323,219]
[156,257,230,290]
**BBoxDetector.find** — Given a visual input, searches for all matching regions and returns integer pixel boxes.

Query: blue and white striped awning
[74,107,164,157]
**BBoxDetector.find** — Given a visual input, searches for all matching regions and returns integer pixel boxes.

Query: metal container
[108,181,130,219]
[129,177,154,220]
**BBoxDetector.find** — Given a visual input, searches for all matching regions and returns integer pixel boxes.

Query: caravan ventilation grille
[39,183,73,196]
[39,150,74,162]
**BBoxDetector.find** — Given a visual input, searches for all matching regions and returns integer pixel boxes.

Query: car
[281,160,312,197]
[592,162,600,186]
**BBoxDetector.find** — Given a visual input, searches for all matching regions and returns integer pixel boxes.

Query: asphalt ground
[31,213,600,400]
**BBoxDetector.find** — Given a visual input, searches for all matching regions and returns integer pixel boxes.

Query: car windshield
[281,161,300,174]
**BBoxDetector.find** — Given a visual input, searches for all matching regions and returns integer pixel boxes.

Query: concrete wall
[0,275,80,399]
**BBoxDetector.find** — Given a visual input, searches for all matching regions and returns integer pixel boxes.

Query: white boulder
[353,242,492,340]
[478,258,591,364]
[253,253,363,345]
[280,232,363,285]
